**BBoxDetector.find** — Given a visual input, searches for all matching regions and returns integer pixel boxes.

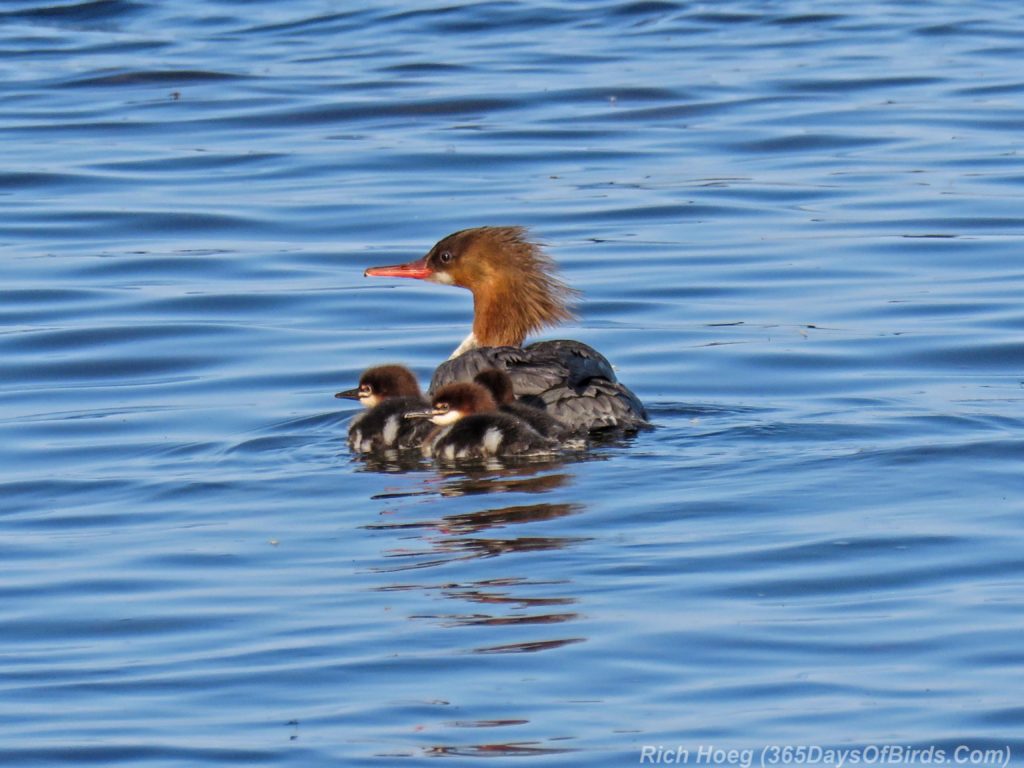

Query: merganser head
[335,364,421,409]
[473,368,516,405]
[364,226,579,348]
[405,382,497,426]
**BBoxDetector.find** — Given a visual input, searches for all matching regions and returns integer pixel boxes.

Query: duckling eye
[359,385,372,396]
[435,402,450,413]
[438,250,453,265]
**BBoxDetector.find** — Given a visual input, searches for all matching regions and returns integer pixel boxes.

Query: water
[2,1,1023,765]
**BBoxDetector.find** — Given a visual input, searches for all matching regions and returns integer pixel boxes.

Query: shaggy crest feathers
[469,226,578,347]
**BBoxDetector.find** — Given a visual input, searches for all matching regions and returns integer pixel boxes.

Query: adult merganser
[335,365,432,453]
[406,381,557,460]
[364,226,648,433]
[473,368,572,441]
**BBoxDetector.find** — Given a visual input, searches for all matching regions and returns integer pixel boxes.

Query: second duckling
[407,382,557,460]
[473,368,572,441]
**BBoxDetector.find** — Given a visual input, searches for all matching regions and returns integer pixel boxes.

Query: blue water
[2,1,1024,765]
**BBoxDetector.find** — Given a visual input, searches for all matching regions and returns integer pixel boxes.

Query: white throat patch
[430,409,463,426]
[429,271,455,286]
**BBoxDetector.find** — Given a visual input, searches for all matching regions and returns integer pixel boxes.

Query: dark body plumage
[415,381,557,460]
[347,396,432,453]
[434,341,647,434]
[472,368,573,440]
[425,411,556,461]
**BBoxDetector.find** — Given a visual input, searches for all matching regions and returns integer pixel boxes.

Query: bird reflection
[367,496,587,653]
[446,578,574,608]
[355,437,619,493]
[470,637,585,654]
[367,466,574,502]
[410,607,577,629]
[439,501,581,534]
[424,742,576,757]
[365,502,586,567]
[360,464,597,759]
[432,466,573,497]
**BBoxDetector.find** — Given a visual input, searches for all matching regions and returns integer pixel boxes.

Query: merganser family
[335,365,432,453]
[406,382,557,460]
[364,226,648,433]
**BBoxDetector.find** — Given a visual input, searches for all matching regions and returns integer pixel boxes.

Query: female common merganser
[406,382,557,460]
[473,368,571,441]
[335,365,432,453]
[364,226,648,433]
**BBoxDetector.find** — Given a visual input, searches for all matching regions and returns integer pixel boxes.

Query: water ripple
[2,0,1024,764]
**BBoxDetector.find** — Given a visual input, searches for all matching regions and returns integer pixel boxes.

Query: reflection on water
[366,483,590,757]
[435,501,582,534]
[356,439,624,483]
[425,742,576,758]
[369,495,585,637]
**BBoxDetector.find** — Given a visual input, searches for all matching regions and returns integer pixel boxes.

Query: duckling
[335,365,431,453]
[407,382,557,460]
[473,368,572,441]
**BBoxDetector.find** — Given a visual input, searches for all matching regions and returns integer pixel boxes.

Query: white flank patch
[443,444,457,460]
[382,415,399,446]
[349,428,363,451]
[359,437,374,453]
[481,426,504,456]
[431,409,463,426]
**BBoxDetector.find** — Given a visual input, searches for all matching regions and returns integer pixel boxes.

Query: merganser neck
[465,228,578,347]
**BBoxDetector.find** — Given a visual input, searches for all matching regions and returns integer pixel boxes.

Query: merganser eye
[438,250,453,264]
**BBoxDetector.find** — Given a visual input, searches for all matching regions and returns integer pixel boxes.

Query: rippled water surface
[3,1,1024,765]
